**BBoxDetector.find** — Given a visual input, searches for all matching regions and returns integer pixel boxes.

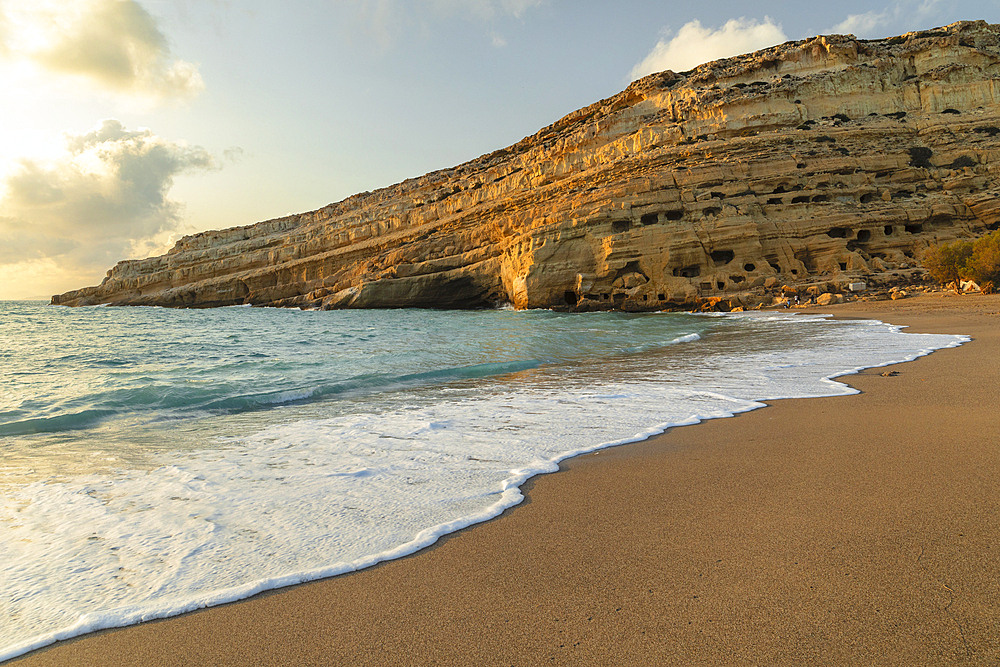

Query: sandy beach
[10,293,1000,666]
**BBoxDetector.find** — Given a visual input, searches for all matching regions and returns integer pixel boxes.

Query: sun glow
[0,0,203,103]
[1,2,65,55]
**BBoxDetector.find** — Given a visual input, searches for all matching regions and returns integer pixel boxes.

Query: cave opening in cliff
[856,229,872,242]
[673,266,701,278]
[640,213,659,225]
[791,195,810,204]
[743,263,756,272]
[612,220,631,233]
[827,227,848,238]
[665,210,684,221]
[884,226,895,236]
[563,291,578,306]
[839,262,848,271]
[711,250,735,265]
[905,224,923,234]
[794,251,817,274]
[860,193,876,204]
[613,261,649,285]
[729,275,745,284]
[717,281,725,290]
[908,146,933,168]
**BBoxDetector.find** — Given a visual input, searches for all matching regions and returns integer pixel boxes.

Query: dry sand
[10,293,1000,666]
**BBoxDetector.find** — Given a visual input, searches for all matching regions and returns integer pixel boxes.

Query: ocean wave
[623,332,701,354]
[196,360,544,412]
[0,409,117,436]
[1,360,546,436]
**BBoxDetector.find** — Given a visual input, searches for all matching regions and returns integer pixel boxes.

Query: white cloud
[833,11,892,36]
[222,147,245,164]
[830,0,954,39]
[630,17,788,81]
[0,0,203,101]
[0,120,216,282]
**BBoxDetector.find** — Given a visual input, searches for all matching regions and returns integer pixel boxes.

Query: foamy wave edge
[0,316,969,664]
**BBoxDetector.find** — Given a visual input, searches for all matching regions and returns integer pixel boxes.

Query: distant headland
[53,20,1000,311]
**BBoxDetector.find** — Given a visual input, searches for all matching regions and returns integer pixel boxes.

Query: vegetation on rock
[922,230,1000,287]
[922,240,975,285]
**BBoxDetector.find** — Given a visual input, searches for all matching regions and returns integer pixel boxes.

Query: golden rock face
[53,21,1000,311]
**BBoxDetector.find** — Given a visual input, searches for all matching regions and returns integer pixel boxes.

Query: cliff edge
[53,21,1000,311]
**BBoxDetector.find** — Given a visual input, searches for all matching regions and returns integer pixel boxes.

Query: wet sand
[11,293,1000,666]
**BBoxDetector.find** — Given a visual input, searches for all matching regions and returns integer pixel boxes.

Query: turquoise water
[0,302,965,660]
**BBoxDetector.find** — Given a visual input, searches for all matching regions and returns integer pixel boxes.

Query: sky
[0,0,993,299]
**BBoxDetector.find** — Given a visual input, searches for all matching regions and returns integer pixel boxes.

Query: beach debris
[880,370,899,377]
[960,279,982,294]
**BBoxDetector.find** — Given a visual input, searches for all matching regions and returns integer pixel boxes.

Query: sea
[0,300,967,661]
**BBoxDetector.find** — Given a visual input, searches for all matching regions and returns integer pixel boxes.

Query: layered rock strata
[53,21,1000,311]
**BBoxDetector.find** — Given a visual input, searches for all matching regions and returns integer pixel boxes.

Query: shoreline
[10,293,1000,666]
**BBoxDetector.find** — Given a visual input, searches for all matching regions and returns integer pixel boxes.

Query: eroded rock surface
[53,21,1000,311]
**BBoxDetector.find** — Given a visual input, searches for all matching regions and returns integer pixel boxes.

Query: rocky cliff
[53,20,1000,311]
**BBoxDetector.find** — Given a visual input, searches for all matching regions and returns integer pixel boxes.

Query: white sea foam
[0,307,967,662]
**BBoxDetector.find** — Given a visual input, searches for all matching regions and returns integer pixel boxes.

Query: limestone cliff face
[53,21,1000,311]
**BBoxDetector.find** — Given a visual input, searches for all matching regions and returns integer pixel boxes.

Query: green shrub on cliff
[964,230,1000,285]
[922,230,1000,286]
[922,239,974,284]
